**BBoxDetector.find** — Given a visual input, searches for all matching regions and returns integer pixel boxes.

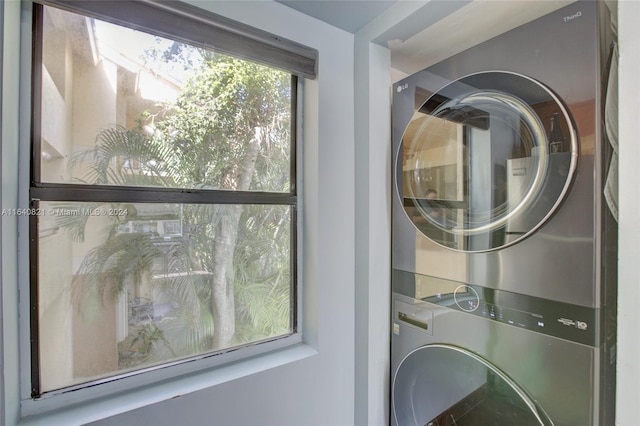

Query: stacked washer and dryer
[390,2,618,425]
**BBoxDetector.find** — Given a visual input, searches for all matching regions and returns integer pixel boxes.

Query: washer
[391,288,607,426]
[391,1,617,425]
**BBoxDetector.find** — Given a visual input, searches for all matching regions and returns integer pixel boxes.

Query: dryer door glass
[392,344,553,426]
[399,71,576,252]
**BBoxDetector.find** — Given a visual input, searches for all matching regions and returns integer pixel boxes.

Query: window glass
[38,6,292,193]
[393,345,552,425]
[400,72,576,252]
[37,201,292,392]
[32,4,297,395]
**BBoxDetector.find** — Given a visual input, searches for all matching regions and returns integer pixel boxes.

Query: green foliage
[70,48,293,366]
[160,295,215,355]
[50,201,106,242]
[72,125,181,187]
[130,322,176,358]
[72,233,163,307]
[234,205,291,340]
[153,54,291,191]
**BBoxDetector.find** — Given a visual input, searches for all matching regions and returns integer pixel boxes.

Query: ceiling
[275,0,398,34]
[275,0,576,76]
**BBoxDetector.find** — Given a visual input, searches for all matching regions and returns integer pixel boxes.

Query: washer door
[397,71,576,252]
[392,344,553,426]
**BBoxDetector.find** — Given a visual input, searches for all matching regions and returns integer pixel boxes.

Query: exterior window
[30,2,300,396]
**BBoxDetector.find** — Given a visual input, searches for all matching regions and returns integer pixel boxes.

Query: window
[28,0,315,400]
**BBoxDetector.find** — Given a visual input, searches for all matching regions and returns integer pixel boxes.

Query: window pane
[38,5,292,192]
[37,201,292,392]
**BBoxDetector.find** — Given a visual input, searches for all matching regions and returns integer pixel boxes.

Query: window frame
[21,0,307,414]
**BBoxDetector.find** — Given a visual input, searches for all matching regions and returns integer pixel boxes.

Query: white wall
[354,39,391,426]
[2,0,22,424]
[615,1,640,424]
[1,1,356,425]
[0,0,5,422]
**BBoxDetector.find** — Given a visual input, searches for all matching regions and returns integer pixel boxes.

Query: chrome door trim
[392,343,554,426]
[395,70,578,252]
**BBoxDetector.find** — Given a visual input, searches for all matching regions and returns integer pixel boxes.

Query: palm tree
[66,53,293,367]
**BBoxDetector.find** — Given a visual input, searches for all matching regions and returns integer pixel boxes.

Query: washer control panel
[393,269,599,346]
[453,285,480,312]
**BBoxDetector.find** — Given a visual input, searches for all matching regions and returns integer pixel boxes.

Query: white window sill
[18,344,318,426]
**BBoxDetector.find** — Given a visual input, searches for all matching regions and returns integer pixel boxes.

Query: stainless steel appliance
[391,1,617,425]
[391,274,614,426]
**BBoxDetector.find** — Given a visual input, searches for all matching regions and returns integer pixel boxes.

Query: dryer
[391,1,617,425]
[392,0,617,306]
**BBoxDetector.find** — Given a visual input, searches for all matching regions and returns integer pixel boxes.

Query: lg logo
[396,83,408,93]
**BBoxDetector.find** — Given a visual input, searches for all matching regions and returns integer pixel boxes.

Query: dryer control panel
[393,269,599,347]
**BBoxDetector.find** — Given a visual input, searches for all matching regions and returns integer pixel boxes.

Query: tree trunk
[210,207,241,349]
[211,128,262,349]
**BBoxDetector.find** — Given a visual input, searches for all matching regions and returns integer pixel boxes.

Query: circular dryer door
[398,71,576,252]
[392,344,553,426]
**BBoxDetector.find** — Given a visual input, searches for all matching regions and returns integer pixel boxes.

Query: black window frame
[28,0,308,400]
